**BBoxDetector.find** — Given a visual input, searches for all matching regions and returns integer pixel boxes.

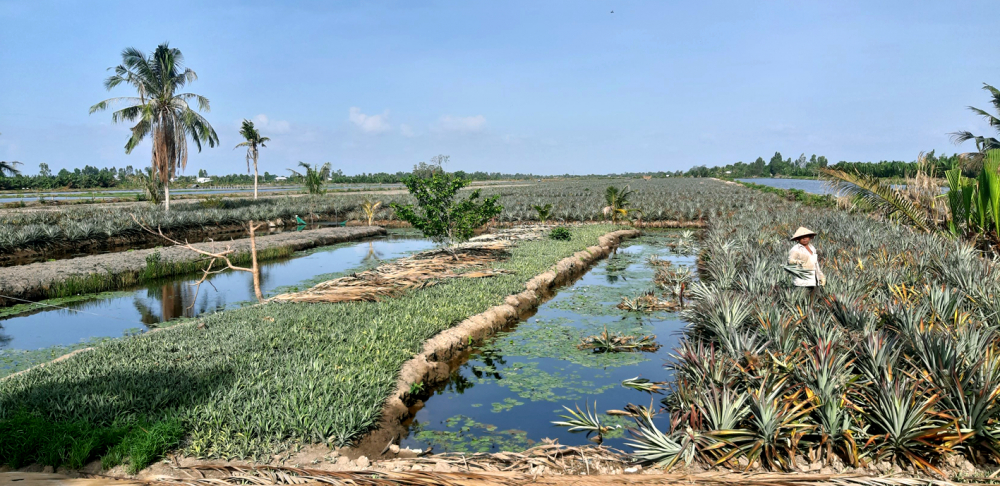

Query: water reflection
[0,327,10,349]
[0,234,435,351]
[402,232,692,453]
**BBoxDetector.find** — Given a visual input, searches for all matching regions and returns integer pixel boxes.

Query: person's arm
[788,247,806,265]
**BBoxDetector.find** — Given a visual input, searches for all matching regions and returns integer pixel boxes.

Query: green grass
[0,224,616,466]
[0,410,183,473]
[739,181,836,208]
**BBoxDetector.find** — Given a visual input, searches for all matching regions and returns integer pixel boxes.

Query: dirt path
[0,226,385,305]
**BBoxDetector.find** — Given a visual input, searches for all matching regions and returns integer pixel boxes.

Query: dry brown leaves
[270,243,512,304]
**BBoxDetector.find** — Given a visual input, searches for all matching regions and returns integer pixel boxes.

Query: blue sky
[0,1,997,176]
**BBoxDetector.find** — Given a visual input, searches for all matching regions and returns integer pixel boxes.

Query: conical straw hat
[790,227,817,241]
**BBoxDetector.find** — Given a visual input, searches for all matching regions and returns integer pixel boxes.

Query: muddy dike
[0,226,385,307]
[0,216,353,267]
[345,228,640,460]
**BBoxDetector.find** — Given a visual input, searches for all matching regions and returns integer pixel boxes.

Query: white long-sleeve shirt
[788,243,825,287]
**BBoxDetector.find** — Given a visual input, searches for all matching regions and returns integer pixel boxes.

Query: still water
[401,232,692,452]
[0,232,434,356]
[737,178,831,195]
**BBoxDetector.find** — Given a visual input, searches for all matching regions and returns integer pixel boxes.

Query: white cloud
[248,114,291,134]
[399,124,415,137]
[349,107,391,134]
[436,115,487,133]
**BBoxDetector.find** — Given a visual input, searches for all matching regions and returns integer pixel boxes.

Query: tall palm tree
[89,43,218,210]
[0,133,21,177]
[951,83,1000,164]
[234,119,270,199]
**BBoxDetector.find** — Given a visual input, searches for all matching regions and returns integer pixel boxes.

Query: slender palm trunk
[164,183,171,211]
[253,157,259,200]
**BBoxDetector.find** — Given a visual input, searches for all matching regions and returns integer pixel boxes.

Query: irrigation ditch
[242,228,643,465]
[0,226,385,306]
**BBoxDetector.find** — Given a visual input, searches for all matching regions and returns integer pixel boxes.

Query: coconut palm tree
[234,119,270,199]
[0,133,21,177]
[288,162,331,195]
[89,43,218,210]
[951,83,1000,164]
[603,185,637,224]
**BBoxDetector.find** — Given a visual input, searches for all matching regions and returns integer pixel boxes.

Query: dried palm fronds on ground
[271,243,511,303]
[8,470,972,486]
[271,227,551,303]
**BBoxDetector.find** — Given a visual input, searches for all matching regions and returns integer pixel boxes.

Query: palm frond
[820,168,932,232]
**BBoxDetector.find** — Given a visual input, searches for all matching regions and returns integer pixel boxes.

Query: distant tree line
[685,150,964,179]
[0,163,553,191]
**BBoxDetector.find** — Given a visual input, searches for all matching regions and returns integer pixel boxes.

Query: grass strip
[0,224,616,468]
[739,181,837,208]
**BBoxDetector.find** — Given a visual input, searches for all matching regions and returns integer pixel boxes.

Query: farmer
[788,227,825,295]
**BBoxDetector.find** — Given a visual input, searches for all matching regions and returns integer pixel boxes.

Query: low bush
[549,227,572,241]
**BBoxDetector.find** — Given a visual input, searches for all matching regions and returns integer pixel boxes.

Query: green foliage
[288,162,330,195]
[549,226,572,241]
[628,178,1000,472]
[945,167,976,236]
[0,410,182,473]
[235,119,271,199]
[89,43,219,210]
[0,225,613,462]
[977,150,1000,238]
[820,168,931,232]
[199,195,225,209]
[532,203,552,223]
[603,185,639,223]
[950,83,1000,156]
[740,182,835,209]
[391,172,502,249]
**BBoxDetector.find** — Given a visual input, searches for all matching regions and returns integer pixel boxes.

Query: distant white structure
[275,176,288,182]
[195,177,212,183]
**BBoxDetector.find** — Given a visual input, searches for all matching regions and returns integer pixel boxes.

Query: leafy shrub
[549,227,572,241]
[199,196,226,209]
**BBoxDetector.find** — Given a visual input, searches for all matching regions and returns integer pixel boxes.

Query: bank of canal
[401,231,695,453]
[0,230,435,377]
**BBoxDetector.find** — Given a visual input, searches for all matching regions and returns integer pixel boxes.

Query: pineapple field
[1,176,999,479]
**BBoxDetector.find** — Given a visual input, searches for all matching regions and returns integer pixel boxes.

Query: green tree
[533,203,553,223]
[38,163,51,178]
[288,162,330,195]
[751,157,767,177]
[768,152,785,176]
[0,133,20,177]
[951,83,1000,161]
[234,119,270,199]
[390,171,502,258]
[89,43,219,211]
[603,185,638,224]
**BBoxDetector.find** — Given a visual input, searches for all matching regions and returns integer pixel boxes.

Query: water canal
[401,231,695,453]
[0,230,435,376]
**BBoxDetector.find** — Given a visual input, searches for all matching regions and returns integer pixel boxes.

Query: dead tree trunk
[132,215,266,305]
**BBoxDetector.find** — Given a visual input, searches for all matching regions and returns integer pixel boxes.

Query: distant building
[195,177,212,183]
[275,176,288,182]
